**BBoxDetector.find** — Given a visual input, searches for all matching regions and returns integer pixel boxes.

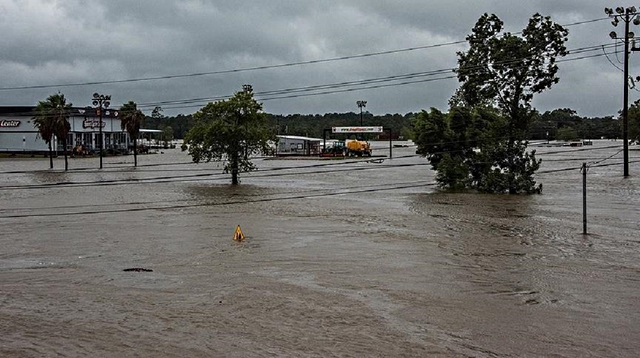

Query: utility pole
[606,6,640,177]
[356,100,367,126]
[92,93,111,169]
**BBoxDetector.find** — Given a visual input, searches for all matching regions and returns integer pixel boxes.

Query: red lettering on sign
[82,118,105,129]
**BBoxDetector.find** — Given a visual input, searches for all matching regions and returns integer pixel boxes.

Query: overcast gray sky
[0,0,636,117]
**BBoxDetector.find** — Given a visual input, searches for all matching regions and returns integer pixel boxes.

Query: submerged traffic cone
[233,225,245,241]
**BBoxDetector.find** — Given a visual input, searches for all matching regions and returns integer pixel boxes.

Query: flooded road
[1,141,639,357]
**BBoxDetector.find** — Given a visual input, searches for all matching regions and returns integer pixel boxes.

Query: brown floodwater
[1,141,639,357]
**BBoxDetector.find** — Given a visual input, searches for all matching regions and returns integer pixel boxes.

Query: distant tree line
[528,108,621,141]
[141,108,624,142]
[143,111,196,140]
[142,110,416,140]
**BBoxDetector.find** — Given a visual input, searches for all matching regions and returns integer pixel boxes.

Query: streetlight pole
[606,6,640,177]
[356,100,367,126]
[92,92,111,169]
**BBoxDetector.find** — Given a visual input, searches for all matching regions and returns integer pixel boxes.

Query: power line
[136,49,622,112]
[588,149,623,166]
[0,17,609,93]
[0,180,437,219]
[3,154,635,219]
[0,41,468,92]
[0,49,624,120]
[0,142,628,191]
[0,178,429,215]
[0,40,623,116]
[135,69,456,108]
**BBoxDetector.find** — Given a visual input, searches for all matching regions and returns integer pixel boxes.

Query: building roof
[0,107,36,117]
[276,135,322,142]
[0,106,120,118]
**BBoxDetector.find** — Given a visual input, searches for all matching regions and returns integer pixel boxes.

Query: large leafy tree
[119,101,145,167]
[415,106,543,193]
[34,93,72,170]
[162,126,174,145]
[453,13,568,116]
[182,87,274,184]
[421,13,567,194]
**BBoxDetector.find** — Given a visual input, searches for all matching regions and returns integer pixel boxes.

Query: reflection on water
[30,170,71,184]
[0,142,639,357]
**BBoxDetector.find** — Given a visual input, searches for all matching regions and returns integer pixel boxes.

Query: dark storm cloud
[0,0,633,117]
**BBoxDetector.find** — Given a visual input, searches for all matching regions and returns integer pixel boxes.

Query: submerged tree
[34,93,72,170]
[414,106,543,193]
[182,86,274,184]
[162,126,174,146]
[33,108,55,169]
[119,101,145,167]
[417,13,567,193]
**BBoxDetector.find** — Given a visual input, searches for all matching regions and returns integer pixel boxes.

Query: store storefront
[0,106,130,154]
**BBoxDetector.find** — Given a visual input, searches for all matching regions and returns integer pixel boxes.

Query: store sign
[332,126,383,133]
[82,118,105,129]
[0,120,20,128]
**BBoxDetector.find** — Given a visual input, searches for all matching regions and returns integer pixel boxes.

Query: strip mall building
[0,106,130,154]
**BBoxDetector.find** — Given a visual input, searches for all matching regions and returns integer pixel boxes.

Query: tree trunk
[231,169,239,185]
[508,138,515,194]
[48,141,53,169]
[133,139,138,167]
[231,152,239,185]
[63,138,68,171]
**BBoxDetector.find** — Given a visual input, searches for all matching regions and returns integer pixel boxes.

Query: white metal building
[276,135,322,156]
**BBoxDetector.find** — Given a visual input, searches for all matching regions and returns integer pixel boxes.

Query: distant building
[0,106,129,154]
[276,135,322,156]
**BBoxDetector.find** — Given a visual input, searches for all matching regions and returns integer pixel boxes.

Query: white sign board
[332,126,384,133]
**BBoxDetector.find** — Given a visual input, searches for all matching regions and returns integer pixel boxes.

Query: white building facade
[276,135,322,156]
[0,106,129,154]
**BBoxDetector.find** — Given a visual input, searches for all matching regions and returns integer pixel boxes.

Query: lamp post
[605,6,640,177]
[356,100,367,126]
[92,92,111,169]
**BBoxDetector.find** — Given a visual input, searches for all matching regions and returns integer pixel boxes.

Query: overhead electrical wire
[0,179,438,219]
[3,44,613,115]
[0,41,469,92]
[0,16,610,94]
[0,142,629,192]
[0,144,631,219]
[0,39,622,117]
[133,68,457,108]
[3,154,636,220]
[0,158,430,191]
[0,178,434,216]
[130,43,620,112]
[2,44,615,116]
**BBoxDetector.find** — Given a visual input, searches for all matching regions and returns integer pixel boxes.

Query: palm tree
[34,93,72,170]
[119,101,144,167]
[56,109,72,171]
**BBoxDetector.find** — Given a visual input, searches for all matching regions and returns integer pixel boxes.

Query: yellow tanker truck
[345,139,372,157]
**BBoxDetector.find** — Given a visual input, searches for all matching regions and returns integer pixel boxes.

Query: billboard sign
[332,126,383,133]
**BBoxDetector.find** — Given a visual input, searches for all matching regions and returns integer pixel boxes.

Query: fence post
[582,162,587,235]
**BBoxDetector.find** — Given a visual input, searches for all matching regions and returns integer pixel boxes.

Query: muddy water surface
[1,141,639,357]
